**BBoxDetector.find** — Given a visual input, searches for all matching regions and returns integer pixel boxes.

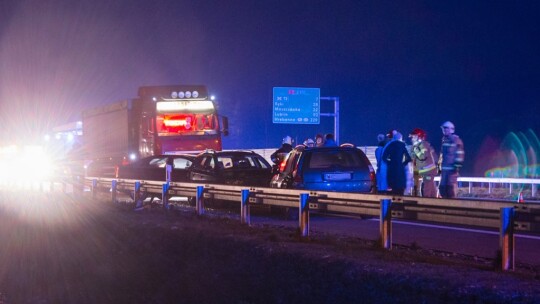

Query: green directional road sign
[272,87,320,124]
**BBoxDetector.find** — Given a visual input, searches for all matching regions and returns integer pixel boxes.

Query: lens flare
[483,129,540,180]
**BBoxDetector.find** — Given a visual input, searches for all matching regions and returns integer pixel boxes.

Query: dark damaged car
[189,150,273,186]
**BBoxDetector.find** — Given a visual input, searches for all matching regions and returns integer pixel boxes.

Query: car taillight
[279,160,287,172]
[370,171,376,182]
[369,170,376,192]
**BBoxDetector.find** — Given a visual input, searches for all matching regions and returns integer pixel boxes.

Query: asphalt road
[207,205,540,267]
[109,190,540,268]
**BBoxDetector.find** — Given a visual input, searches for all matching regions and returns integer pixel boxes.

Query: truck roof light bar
[156,100,215,113]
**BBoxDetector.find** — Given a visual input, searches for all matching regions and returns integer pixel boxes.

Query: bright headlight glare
[0,145,54,183]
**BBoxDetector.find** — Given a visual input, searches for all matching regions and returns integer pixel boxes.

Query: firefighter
[438,121,465,198]
[270,135,293,166]
[409,128,438,197]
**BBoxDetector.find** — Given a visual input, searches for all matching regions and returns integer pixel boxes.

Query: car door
[119,156,168,181]
[271,150,301,188]
[189,154,218,183]
[169,155,193,182]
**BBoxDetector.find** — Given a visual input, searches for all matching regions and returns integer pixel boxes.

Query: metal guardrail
[449,177,540,196]
[84,176,540,271]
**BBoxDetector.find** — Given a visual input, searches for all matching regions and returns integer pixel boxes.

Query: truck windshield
[156,113,218,135]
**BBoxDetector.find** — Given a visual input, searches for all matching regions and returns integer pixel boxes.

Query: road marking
[321,213,540,241]
[382,219,540,240]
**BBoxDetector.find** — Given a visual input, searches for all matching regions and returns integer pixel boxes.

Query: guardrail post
[241,189,250,225]
[500,207,515,271]
[196,185,205,215]
[162,183,170,210]
[134,181,142,209]
[165,164,172,182]
[91,179,98,200]
[299,193,310,237]
[380,199,392,250]
[111,180,117,204]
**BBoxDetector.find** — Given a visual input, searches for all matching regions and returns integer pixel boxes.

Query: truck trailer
[84,85,228,177]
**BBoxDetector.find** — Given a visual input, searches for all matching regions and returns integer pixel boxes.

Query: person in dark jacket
[375,133,388,193]
[323,133,337,147]
[381,132,411,195]
[270,135,293,165]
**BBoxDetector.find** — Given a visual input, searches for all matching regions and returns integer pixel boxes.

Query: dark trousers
[439,170,458,198]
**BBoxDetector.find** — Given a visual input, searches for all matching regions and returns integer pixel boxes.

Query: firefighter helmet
[409,128,427,140]
[441,121,455,133]
[282,135,293,145]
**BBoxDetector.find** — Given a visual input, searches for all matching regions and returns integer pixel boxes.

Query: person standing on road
[409,128,438,197]
[303,138,315,147]
[323,133,337,147]
[315,134,325,147]
[438,121,465,198]
[375,133,388,193]
[270,135,293,166]
[381,131,411,195]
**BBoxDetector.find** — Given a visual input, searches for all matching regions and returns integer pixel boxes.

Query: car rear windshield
[307,150,365,169]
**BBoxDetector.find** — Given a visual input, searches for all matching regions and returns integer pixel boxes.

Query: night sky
[1,0,539,175]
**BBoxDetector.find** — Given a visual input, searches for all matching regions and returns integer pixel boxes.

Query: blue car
[270,145,375,193]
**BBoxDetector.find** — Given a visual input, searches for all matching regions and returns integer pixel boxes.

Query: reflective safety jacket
[438,134,465,171]
[410,140,437,176]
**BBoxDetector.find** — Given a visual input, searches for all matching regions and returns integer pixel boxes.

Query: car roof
[197,150,262,156]
[143,154,195,160]
[294,145,359,152]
